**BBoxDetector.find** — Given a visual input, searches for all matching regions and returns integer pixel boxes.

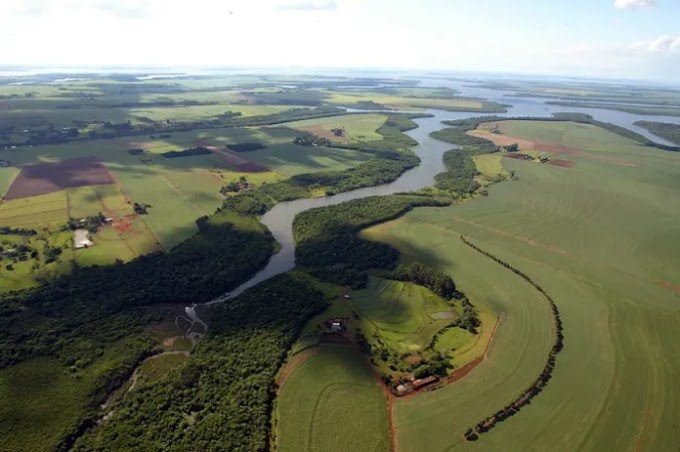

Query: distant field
[276,344,390,452]
[364,120,680,451]
[325,90,505,112]
[281,113,387,142]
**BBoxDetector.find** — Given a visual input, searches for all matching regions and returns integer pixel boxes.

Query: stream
[191,84,680,317]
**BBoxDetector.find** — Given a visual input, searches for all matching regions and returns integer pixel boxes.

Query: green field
[353,278,456,353]
[281,113,388,142]
[276,344,391,452]
[325,91,505,112]
[364,120,680,451]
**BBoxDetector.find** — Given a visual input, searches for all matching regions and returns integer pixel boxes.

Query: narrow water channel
[197,90,679,311]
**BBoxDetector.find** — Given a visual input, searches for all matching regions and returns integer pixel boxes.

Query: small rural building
[412,376,438,390]
[104,217,114,224]
[74,229,94,249]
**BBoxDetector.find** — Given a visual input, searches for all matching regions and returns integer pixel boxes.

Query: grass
[280,113,388,142]
[363,120,680,451]
[434,327,475,353]
[275,344,390,452]
[239,143,373,177]
[352,278,456,353]
[66,184,134,220]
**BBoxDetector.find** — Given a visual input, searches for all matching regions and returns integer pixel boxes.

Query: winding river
[193,84,680,315]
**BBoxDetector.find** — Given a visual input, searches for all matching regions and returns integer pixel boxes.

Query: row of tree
[161,146,212,158]
[459,236,564,441]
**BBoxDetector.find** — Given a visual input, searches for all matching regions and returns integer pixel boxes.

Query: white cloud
[614,0,656,9]
[647,35,680,52]
[274,0,337,11]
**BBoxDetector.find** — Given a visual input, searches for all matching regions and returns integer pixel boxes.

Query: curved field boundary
[459,235,564,441]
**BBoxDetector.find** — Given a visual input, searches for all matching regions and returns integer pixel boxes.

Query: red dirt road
[4,156,115,200]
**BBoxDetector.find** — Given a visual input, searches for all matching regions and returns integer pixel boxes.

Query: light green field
[434,327,475,353]
[0,191,68,228]
[0,167,20,197]
[364,121,680,451]
[276,344,390,452]
[472,154,507,180]
[280,113,387,142]
[353,278,455,353]
[325,91,494,112]
[241,143,373,177]
[66,184,134,219]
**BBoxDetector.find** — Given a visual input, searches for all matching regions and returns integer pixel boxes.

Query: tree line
[458,236,564,441]
[388,262,457,299]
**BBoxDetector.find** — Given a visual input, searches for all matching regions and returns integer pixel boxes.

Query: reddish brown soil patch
[469,129,639,167]
[113,219,133,233]
[656,281,680,294]
[5,156,115,200]
[404,354,422,365]
[548,159,574,168]
[206,146,268,172]
[275,347,320,393]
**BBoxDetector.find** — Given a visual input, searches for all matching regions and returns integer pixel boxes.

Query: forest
[71,274,329,451]
[0,210,276,447]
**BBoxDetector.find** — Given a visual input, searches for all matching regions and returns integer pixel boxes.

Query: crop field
[276,344,391,452]
[4,157,115,200]
[362,120,680,451]
[0,190,69,228]
[324,90,503,112]
[352,278,457,353]
[0,167,19,197]
[281,113,387,142]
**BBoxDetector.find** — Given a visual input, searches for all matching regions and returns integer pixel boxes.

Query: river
[195,83,680,312]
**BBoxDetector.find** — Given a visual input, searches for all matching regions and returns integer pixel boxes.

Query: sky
[0,0,679,81]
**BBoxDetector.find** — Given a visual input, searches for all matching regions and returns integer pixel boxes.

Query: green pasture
[365,120,680,451]
[280,113,387,142]
[243,143,372,176]
[352,278,456,353]
[0,190,68,228]
[276,344,390,452]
